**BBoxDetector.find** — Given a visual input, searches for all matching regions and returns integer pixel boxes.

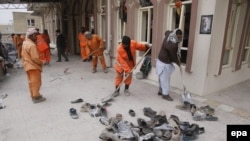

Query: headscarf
[26,28,38,38]
[85,31,92,39]
[167,28,182,58]
[167,28,182,44]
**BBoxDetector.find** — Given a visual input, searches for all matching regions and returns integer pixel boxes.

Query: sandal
[69,108,79,119]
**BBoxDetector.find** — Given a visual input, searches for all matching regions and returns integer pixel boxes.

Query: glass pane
[222,51,230,65]
[141,11,148,42]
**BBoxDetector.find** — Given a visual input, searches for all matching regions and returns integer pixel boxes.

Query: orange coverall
[86,34,107,70]
[41,33,51,63]
[22,38,43,99]
[114,40,147,86]
[36,34,49,63]
[15,35,24,58]
[78,32,90,60]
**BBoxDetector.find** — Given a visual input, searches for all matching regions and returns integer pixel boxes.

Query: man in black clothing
[56,29,69,62]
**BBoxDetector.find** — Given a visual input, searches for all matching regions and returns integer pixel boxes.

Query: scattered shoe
[99,117,109,126]
[32,96,46,103]
[124,89,131,96]
[128,109,136,117]
[69,108,79,119]
[200,105,215,115]
[137,118,147,128]
[162,95,173,101]
[0,93,8,99]
[80,103,91,112]
[205,115,218,121]
[143,107,157,118]
[71,98,83,104]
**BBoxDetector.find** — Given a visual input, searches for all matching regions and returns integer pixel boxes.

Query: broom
[101,48,151,103]
[179,66,194,105]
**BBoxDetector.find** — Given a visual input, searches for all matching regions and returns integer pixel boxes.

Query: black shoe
[158,91,163,96]
[65,59,69,62]
[162,95,173,101]
[69,108,79,119]
[56,60,61,62]
[128,109,136,117]
[71,98,83,104]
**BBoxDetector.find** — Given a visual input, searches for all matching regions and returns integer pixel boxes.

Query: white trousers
[156,59,175,96]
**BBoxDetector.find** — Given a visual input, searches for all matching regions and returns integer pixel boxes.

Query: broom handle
[82,47,101,60]
[115,48,151,91]
[179,66,186,92]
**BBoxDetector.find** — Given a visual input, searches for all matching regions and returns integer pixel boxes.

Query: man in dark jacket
[56,29,69,62]
[156,28,183,101]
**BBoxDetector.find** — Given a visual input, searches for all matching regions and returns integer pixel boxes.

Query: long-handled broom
[179,66,194,105]
[101,48,151,103]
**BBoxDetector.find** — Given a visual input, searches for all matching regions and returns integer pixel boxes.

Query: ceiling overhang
[0,0,61,4]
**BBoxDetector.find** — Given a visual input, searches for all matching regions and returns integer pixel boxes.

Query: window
[100,0,106,39]
[138,6,153,44]
[221,0,249,68]
[222,0,241,66]
[118,0,126,41]
[27,19,35,27]
[243,32,250,63]
[167,0,192,64]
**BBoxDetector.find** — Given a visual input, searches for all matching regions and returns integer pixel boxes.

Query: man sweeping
[112,36,151,97]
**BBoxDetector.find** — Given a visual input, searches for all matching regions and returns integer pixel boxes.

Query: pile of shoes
[99,107,206,141]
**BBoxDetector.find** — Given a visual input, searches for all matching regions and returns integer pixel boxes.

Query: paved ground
[0,54,250,141]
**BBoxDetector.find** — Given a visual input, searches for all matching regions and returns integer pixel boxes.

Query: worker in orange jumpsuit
[14,34,24,59]
[85,31,108,73]
[22,28,45,103]
[112,36,151,96]
[78,27,90,62]
[36,29,49,64]
[41,29,51,64]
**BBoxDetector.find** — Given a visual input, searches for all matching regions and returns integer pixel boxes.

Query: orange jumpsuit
[36,34,49,63]
[41,33,51,63]
[78,32,90,60]
[114,40,147,86]
[15,35,24,58]
[22,38,43,99]
[86,34,107,70]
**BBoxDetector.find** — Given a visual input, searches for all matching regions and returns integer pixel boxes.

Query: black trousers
[57,48,68,61]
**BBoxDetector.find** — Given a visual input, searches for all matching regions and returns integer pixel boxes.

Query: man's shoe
[32,96,46,103]
[162,95,173,101]
[158,91,162,96]
[92,69,97,73]
[65,59,69,62]
[124,89,131,96]
[71,98,83,104]
[56,60,61,62]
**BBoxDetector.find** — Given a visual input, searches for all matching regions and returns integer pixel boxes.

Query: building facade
[27,0,250,96]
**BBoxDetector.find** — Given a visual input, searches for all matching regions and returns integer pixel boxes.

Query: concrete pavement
[0,54,249,141]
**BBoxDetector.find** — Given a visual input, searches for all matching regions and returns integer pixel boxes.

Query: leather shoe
[71,98,83,103]
[162,95,173,101]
